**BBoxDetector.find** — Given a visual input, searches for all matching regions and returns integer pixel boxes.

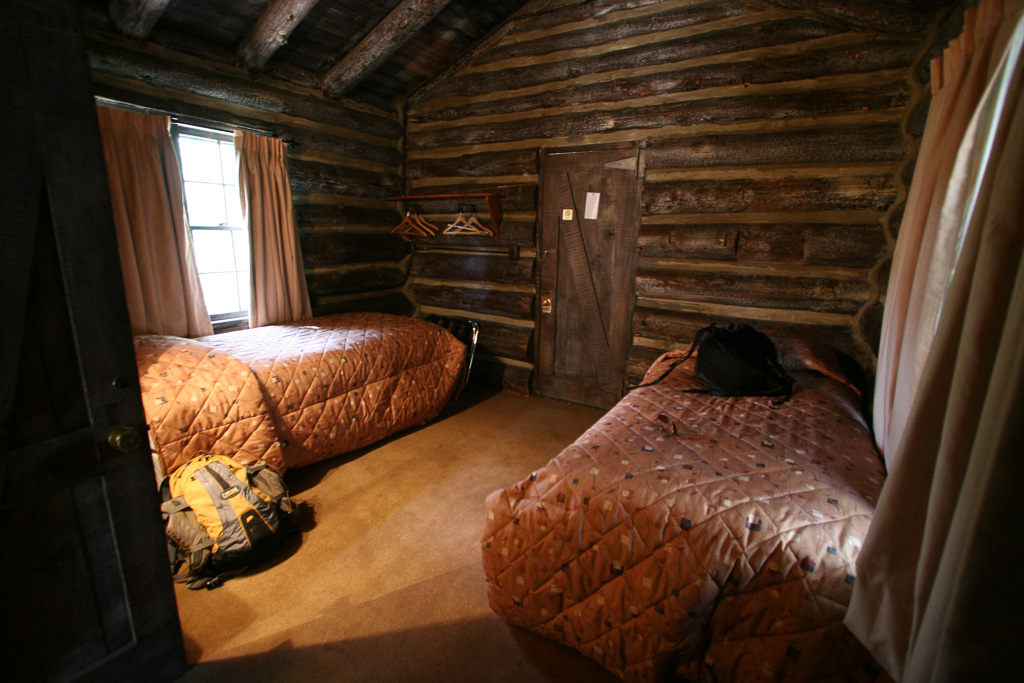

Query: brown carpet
[174,385,621,682]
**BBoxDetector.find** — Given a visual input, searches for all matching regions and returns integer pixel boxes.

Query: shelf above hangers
[387,192,503,233]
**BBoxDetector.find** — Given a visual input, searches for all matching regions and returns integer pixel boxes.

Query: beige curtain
[846,2,1024,679]
[235,130,311,327]
[96,106,212,337]
[872,0,1013,463]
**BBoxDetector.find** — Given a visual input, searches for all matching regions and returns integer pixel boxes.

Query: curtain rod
[93,96,276,138]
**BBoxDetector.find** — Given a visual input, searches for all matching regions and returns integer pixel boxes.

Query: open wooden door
[1,1,186,681]
[536,145,642,409]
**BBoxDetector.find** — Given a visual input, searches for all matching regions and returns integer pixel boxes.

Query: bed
[482,339,885,682]
[135,312,467,477]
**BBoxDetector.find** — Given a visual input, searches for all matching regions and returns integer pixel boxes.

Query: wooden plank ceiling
[89,0,535,105]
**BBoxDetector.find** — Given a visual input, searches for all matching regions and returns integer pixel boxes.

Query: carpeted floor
[173,385,621,682]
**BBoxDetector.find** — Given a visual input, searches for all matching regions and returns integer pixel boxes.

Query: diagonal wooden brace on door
[557,172,613,381]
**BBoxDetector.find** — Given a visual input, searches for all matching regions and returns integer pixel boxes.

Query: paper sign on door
[584,192,601,219]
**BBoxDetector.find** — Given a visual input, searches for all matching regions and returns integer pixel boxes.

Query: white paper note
[584,192,601,219]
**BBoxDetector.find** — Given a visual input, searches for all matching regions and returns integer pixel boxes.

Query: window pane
[184,181,228,227]
[199,272,241,316]
[232,229,250,272]
[225,186,244,228]
[220,142,239,187]
[178,136,223,184]
[236,271,250,313]
[191,230,235,274]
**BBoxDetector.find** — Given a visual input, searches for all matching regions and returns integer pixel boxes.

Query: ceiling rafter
[319,0,455,100]
[237,0,323,71]
[108,0,173,39]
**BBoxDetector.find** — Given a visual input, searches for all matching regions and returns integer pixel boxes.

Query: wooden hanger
[412,209,438,235]
[466,208,494,236]
[444,204,492,235]
[392,210,436,236]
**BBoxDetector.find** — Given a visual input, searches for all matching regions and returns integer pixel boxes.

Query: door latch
[541,292,553,314]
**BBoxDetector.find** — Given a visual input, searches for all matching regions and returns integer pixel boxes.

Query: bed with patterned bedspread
[135,312,467,477]
[482,339,885,682]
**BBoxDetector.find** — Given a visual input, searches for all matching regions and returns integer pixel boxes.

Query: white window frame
[171,122,249,332]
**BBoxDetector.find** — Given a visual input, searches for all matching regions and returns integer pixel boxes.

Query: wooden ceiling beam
[108,0,172,39]
[237,0,322,71]
[320,0,455,100]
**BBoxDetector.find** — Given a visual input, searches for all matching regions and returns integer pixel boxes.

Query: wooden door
[1,1,185,681]
[536,146,642,409]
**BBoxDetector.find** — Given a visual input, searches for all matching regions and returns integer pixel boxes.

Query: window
[172,123,249,331]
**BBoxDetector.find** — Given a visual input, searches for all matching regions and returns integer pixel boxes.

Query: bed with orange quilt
[135,312,467,477]
[482,339,885,682]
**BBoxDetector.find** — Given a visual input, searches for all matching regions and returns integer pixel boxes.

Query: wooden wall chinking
[81,4,411,318]
[405,0,932,393]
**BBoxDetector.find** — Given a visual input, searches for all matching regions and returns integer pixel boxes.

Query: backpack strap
[630,325,716,390]
[163,496,216,585]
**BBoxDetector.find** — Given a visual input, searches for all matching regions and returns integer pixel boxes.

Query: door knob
[541,293,553,314]
[107,426,143,453]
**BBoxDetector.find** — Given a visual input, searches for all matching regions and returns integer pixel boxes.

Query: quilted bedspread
[482,342,885,682]
[137,312,466,476]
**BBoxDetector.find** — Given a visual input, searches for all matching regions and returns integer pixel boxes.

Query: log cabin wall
[405,0,939,392]
[80,8,411,318]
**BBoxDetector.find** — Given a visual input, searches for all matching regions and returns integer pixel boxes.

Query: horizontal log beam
[468,357,532,394]
[637,223,887,268]
[642,174,897,216]
[399,183,537,214]
[427,17,841,101]
[477,1,750,67]
[408,0,553,106]
[510,0,667,34]
[288,159,400,198]
[88,42,402,141]
[408,83,909,150]
[626,344,666,384]
[93,79,402,171]
[312,291,413,317]
[476,322,533,362]
[409,283,534,320]
[294,205,396,231]
[635,267,872,314]
[410,253,535,285]
[406,148,539,179]
[632,306,859,359]
[108,0,171,39]
[238,0,322,71]
[320,0,455,99]
[306,264,407,298]
[755,0,928,33]
[413,39,918,125]
[299,231,410,266]
[645,123,908,169]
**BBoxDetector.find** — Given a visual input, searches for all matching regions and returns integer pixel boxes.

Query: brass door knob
[541,293,553,314]
[107,426,143,453]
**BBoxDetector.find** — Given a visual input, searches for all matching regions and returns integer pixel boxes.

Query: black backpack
[639,324,794,404]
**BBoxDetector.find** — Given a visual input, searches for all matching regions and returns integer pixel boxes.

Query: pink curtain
[846,2,1024,679]
[235,130,311,327]
[96,106,212,337]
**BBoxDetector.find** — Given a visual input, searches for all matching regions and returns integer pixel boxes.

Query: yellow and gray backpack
[161,453,295,590]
